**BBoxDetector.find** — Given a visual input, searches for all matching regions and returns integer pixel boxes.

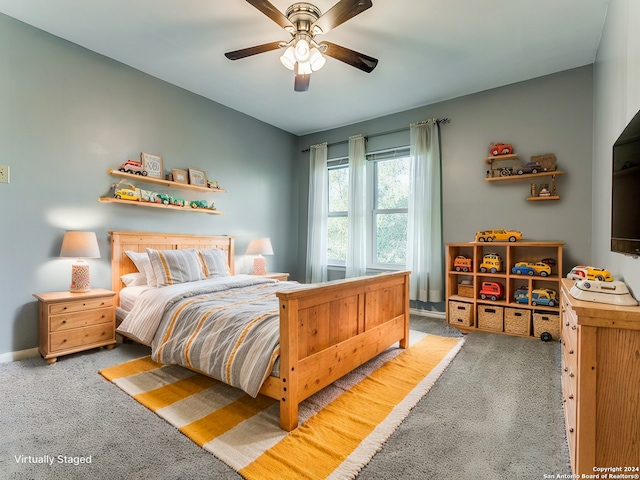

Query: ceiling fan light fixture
[294,37,310,62]
[297,60,312,75]
[280,46,296,70]
[309,47,326,71]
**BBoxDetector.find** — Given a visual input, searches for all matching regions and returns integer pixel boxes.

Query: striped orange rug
[100,333,464,479]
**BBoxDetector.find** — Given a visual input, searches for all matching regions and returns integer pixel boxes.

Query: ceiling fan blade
[322,42,378,73]
[224,41,282,60]
[245,0,294,31]
[312,0,372,34]
[294,73,310,92]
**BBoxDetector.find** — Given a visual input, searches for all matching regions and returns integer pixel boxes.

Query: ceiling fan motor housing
[285,3,322,34]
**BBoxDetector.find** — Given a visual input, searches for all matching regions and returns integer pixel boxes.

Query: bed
[110,230,410,431]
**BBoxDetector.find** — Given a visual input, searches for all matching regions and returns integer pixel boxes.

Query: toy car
[489,143,513,156]
[475,229,522,242]
[515,162,542,175]
[453,256,472,272]
[479,281,504,301]
[114,184,140,201]
[511,262,551,277]
[118,160,148,176]
[514,288,557,306]
[567,266,613,282]
[531,289,558,307]
[479,253,502,273]
[190,200,208,209]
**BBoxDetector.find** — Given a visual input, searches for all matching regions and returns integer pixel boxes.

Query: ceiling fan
[225,0,378,92]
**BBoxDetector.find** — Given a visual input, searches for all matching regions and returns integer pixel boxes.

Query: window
[327,148,410,269]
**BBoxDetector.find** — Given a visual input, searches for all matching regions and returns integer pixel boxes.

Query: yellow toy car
[512,261,551,277]
[114,185,140,201]
[567,266,613,282]
[475,229,522,242]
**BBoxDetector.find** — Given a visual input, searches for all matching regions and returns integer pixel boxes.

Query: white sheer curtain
[407,120,444,302]
[306,143,328,283]
[346,134,367,278]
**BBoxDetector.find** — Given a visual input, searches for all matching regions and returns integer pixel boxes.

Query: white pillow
[198,248,231,277]
[146,248,205,286]
[120,272,147,287]
[125,251,158,287]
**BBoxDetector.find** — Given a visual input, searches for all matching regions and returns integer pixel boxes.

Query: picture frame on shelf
[188,168,207,186]
[172,169,188,184]
[141,152,163,179]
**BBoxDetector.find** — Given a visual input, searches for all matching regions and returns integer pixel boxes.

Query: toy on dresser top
[567,265,638,306]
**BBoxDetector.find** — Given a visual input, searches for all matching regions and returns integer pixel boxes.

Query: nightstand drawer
[49,324,115,352]
[49,297,114,315]
[50,307,114,332]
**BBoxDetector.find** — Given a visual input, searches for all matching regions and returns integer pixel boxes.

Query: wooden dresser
[560,279,640,474]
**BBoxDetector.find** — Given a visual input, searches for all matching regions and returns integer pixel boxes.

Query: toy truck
[453,256,473,272]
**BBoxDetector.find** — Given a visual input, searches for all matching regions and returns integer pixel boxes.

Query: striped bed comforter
[117,275,302,397]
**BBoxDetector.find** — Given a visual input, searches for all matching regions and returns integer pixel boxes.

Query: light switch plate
[0,165,9,184]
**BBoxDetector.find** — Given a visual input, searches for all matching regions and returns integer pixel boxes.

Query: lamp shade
[60,231,101,258]
[246,238,274,256]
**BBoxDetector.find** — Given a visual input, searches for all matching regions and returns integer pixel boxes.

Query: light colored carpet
[100,334,464,479]
[0,316,572,479]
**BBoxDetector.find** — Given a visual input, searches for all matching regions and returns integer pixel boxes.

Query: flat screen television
[611,108,640,256]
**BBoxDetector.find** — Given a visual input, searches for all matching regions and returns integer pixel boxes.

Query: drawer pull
[569,372,575,378]
[564,367,568,372]
[569,428,574,433]
[565,322,570,327]
[569,350,574,355]
[571,325,576,330]
[569,394,574,400]
[62,320,67,324]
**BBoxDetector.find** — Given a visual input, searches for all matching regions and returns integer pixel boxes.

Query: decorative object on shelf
[475,229,522,242]
[530,153,557,172]
[119,159,148,176]
[530,183,537,197]
[141,152,163,179]
[140,189,162,203]
[538,184,550,197]
[188,168,207,186]
[246,237,273,275]
[113,182,140,201]
[479,253,502,273]
[515,162,542,175]
[512,261,552,277]
[479,281,504,301]
[453,255,472,272]
[172,169,188,184]
[165,174,173,181]
[59,231,101,293]
[489,142,513,156]
[208,180,220,189]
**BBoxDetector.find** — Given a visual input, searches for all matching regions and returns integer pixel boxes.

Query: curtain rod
[301,118,450,153]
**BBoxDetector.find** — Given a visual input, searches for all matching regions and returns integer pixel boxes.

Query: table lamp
[60,231,101,292]
[246,238,273,275]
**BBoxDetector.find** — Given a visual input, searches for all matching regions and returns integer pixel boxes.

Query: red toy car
[479,281,504,301]
[489,143,513,156]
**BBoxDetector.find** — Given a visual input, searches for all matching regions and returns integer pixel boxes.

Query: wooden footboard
[260,271,410,431]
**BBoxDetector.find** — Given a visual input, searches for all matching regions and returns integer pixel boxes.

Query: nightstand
[260,273,290,281]
[33,288,116,364]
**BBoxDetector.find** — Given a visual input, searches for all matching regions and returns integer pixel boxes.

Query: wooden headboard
[109,231,235,304]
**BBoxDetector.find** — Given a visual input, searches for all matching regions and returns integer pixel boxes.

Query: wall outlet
[0,165,9,184]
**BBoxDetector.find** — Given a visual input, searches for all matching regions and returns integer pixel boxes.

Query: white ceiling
[0,0,609,135]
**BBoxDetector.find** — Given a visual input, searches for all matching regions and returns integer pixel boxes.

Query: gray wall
[0,14,298,355]
[592,0,640,296]
[296,66,594,285]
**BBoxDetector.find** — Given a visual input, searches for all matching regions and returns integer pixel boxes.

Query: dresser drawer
[49,324,115,352]
[49,297,114,315]
[49,307,113,332]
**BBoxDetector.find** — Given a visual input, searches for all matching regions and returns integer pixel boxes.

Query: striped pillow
[146,248,205,287]
[198,248,230,278]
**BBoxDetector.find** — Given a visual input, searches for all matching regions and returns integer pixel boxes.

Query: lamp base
[253,256,267,275]
[70,262,91,293]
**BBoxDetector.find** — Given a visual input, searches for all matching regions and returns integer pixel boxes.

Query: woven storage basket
[533,312,560,340]
[477,305,504,332]
[448,301,474,327]
[457,284,474,298]
[504,308,531,336]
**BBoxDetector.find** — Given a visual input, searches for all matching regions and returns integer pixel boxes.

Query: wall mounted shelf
[107,169,226,193]
[98,197,223,214]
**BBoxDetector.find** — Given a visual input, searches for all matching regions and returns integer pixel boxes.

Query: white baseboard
[0,347,40,364]
[410,308,446,320]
